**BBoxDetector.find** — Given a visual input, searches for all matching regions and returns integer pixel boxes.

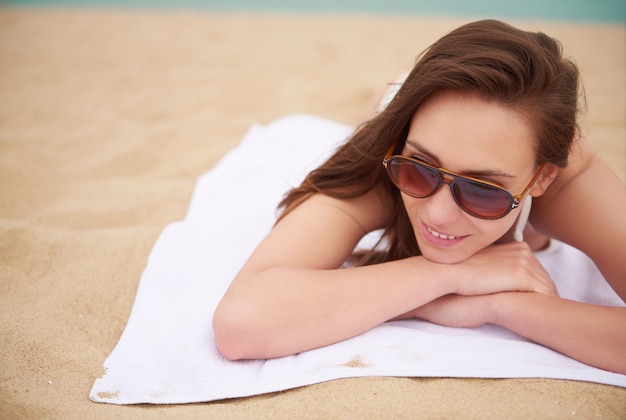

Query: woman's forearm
[213,257,454,360]
[214,241,564,360]
[491,292,626,374]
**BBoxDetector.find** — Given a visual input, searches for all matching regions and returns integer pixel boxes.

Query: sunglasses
[382,140,545,220]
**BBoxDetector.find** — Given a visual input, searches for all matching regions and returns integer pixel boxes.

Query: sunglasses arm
[513,196,533,242]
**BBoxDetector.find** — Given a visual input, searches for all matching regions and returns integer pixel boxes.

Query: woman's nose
[424,183,463,225]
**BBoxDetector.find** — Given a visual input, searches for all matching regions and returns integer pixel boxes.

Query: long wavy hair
[276,19,584,265]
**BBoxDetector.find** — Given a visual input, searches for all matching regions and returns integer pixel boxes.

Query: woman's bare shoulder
[531,136,626,297]
[238,185,394,275]
[304,184,393,234]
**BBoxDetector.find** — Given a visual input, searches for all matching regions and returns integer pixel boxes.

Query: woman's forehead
[406,92,537,176]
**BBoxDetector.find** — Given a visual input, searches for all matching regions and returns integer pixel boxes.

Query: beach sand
[1,7,625,418]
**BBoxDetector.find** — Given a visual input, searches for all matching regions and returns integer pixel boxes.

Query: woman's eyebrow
[405,139,439,162]
[405,139,517,179]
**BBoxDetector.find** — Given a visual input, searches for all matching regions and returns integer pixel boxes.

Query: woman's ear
[530,163,559,197]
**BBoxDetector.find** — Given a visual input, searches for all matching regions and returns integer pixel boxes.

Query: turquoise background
[1,0,625,24]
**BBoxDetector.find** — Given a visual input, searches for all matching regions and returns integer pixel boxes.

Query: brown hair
[277,19,584,264]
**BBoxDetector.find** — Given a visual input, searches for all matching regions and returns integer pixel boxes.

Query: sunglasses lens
[388,158,440,197]
[452,179,512,219]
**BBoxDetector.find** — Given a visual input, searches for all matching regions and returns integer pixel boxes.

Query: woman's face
[401,91,540,264]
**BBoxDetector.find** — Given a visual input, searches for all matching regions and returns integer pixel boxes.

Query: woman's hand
[452,242,559,298]
[391,242,558,326]
[391,241,559,326]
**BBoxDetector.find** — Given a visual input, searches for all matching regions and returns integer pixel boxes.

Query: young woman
[213,20,626,374]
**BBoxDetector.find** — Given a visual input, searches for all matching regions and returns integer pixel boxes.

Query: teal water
[1,0,625,23]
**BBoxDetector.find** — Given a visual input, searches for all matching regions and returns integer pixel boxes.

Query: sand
[1,7,625,419]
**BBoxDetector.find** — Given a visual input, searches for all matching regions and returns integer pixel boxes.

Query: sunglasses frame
[382,139,546,219]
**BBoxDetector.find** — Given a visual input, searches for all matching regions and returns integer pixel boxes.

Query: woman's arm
[409,292,626,374]
[531,139,626,300]
[493,293,626,374]
[213,191,557,360]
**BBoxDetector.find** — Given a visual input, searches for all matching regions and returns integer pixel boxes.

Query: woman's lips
[421,222,466,247]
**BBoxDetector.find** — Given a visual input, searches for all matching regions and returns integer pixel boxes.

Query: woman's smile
[422,222,465,245]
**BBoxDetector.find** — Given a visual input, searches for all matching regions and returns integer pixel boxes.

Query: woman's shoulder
[301,183,394,234]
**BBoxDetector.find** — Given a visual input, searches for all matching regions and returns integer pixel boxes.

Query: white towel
[89,114,626,405]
